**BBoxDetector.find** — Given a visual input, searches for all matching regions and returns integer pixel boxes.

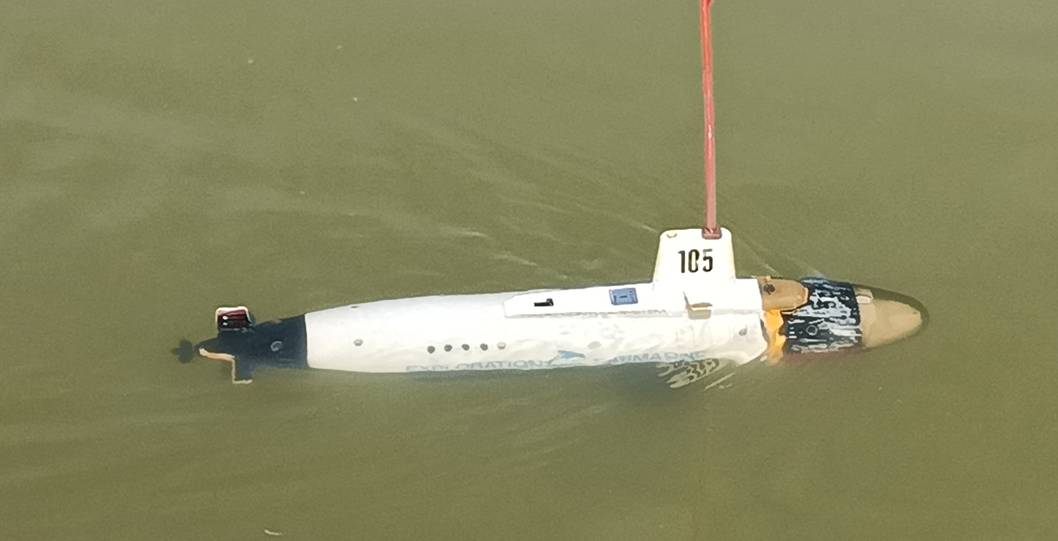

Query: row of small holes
[427,342,506,354]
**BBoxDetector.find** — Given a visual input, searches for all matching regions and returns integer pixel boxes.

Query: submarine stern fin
[193,307,309,383]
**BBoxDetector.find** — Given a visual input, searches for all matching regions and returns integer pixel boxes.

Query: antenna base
[701,227,722,240]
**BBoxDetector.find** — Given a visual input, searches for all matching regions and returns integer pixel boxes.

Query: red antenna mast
[700,0,721,239]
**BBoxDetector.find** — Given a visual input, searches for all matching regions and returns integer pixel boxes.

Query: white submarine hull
[305,281,769,374]
[303,227,769,375]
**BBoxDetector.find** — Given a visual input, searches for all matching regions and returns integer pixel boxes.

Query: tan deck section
[755,277,807,364]
[757,277,809,311]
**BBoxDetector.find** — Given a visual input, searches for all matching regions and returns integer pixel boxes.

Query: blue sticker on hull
[609,287,638,306]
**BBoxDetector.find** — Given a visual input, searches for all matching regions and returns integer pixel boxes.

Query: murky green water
[2,1,1056,538]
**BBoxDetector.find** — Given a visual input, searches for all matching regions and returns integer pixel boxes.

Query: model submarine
[189,228,926,387]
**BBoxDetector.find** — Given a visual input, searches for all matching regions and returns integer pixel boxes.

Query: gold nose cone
[856,287,927,348]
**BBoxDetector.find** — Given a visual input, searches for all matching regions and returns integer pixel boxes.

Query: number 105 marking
[678,249,714,273]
